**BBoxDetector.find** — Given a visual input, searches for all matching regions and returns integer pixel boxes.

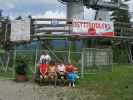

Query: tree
[111,9,131,25]
[111,3,132,63]
[111,3,131,36]
[0,16,13,70]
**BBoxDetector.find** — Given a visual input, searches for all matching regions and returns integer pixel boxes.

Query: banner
[72,20,114,37]
[10,19,30,42]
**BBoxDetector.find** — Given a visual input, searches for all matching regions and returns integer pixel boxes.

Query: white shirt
[39,54,51,64]
[57,64,65,72]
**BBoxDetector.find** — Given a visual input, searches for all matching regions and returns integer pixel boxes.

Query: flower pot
[15,75,28,82]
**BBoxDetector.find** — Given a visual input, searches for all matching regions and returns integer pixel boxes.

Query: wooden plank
[32,18,67,21]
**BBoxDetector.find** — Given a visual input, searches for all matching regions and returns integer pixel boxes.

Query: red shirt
[65,64,74,73]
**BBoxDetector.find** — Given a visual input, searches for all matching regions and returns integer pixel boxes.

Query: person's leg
[69,82,71,87]
[57,72,61,79]
[44,64,48,76]
[72,82,75,87]
[72,73,76,87]
[40,74,43,79]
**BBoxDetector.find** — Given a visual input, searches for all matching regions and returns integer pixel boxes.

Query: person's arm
[40,69,44,77]
[63,65,66,72]
[48,55,51,61]
[39,55,43,64]
[65,65,68,73]
[56,65,59,72]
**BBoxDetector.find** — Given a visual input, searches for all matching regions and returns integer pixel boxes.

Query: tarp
[72,20,114,37]
[10,19,30,42]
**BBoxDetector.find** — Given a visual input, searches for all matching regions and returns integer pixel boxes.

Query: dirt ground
[0,80,100,100]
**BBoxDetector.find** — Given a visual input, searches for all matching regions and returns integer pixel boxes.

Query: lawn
[78,64,133,100]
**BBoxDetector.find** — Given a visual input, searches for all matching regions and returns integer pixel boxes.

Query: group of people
[37,51,79,87]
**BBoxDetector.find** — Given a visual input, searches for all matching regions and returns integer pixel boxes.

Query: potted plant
[15,57,28,82]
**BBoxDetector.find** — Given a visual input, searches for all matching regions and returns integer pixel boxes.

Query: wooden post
[34,48,38,73]
[81,49,84,78]
[4,22,8,42]
[68,39,71,63]
[13,46,16,78]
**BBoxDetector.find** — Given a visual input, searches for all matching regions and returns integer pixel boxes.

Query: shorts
[66,72,77,82]
[38,64,48,76]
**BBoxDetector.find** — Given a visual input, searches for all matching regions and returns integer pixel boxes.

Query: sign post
[10,19,31,42]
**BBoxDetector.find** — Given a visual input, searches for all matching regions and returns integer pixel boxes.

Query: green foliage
[111,9,131,24]
[15,53,35,76]
[15,54,31,75]
[112,45,129,64]
[15,62,27,75]
[16,53,33,65]
[111,3,131,36]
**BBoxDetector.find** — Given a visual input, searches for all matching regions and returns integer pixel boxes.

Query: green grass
[0,71,14,79]
[78,64,133,100]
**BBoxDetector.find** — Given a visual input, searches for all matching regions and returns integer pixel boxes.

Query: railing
[1,18,133,38]
[114,22,133,36]
[32,18,133,36]
[85,0,128,10]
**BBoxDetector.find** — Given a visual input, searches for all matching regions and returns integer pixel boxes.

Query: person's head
[98,18,102,20]
[49,60,55,66]
[58,60,64,64]
[56,60,60,65]
[42,50,48,55]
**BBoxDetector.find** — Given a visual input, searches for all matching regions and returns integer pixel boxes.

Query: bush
[15,55,29,75]
[15,61,27,75]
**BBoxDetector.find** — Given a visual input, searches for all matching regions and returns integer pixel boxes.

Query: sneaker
[69,82,71,87]
[72,83,75,88]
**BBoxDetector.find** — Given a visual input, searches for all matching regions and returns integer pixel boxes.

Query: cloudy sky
[0,0,133,20]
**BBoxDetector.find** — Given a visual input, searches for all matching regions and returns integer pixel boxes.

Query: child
[47,60,57,80]
[65,63,78,87]
[57,61,66,79]
[38,51,51,79]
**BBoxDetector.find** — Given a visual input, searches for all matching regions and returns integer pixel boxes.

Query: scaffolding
[0,18,133,79]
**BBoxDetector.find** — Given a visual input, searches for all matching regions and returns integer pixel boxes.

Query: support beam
[67,1,84,20]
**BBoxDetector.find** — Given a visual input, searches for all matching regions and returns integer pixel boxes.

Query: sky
[0,0,133,20]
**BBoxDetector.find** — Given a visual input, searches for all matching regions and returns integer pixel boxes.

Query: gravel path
[0,80,100,100]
